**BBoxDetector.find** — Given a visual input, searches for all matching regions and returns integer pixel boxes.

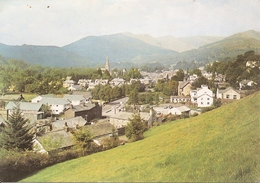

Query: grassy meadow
[22,92,260,182]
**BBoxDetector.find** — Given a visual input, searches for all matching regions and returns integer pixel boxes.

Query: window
[233,95,237,99]
[207,102,209,105]
[207,98,210,100]
[226,94,230,99]
[56,105,58,107]
[201,102,203,105]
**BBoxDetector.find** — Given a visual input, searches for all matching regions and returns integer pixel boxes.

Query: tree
[73,127,93,156]
[176,69,185,81]
[0,103,35,151]
[125,113,147,142]
[128,88,138,105]
[192,76,209,89]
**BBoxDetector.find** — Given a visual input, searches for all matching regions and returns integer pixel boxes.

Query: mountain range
[0,30,259,69]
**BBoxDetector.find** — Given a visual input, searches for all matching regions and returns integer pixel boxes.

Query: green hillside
[22,92,260,182]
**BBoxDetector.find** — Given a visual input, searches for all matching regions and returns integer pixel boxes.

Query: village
[0,57,257,155]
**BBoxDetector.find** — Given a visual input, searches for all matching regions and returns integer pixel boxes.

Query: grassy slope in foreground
[22,92,260,182]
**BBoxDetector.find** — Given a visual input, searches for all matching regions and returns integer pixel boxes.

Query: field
[22,92,260,182]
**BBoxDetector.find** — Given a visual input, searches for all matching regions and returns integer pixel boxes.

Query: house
[190,85,214,107]
[34,129,75,153]
[190,90,197,103]
[170,96,191,103]
[188,74,198,83]
[64,103,102,122]
[34,119,115,153]
[68,84,82,91]
[98,79,109,86]
[217,87,241,100]
[72,91,92,103]
[140,77,152,85]
[178,81,192,96]
[39,98,71,115]
[239,80,257,90]
[63,94,86,106]
[5,101,44,122]
[63,80,76,88]
[78,79,92,87]
[51,116,87,131]
[110,78,126,87]
[31,94,57,103]
[84,122,116,142]
[108,111,152,129]
[196,85,214,107]
[168,106,190,116]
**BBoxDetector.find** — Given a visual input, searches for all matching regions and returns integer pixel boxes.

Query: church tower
[105,57,110,72]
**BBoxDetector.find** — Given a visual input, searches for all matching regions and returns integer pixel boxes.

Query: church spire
[105,57,110,72]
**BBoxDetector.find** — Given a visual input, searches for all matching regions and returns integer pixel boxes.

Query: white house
[190,85,214,107]
[63,80,75,88]
[110,78,126,87]
[239,80,256,90]
[170,96,190,103]
[31,94,57,103]
[68,84,82,91]
[39,98,71,115]
[197,85,214,107]
[63,94,86,106]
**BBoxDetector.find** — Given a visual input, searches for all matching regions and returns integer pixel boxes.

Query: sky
[0,0,259,47]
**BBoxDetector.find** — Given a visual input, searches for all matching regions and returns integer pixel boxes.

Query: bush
[201,106,215,113]
[102,137,120,150]
[0,148,81,182]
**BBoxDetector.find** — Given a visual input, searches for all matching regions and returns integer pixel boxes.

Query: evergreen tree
[125,113,147,142]
[0,103,35,151]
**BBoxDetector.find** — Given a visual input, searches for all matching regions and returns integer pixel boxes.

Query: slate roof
[37,129,74,149]
[179,81,190,89]
[84,122,115,138]
[70,104,96,112]
[218,87,240,94]
[5,101,42,111]
[109,112,151,121]
[63,94,85,101]
[52,116,87,130]
[40,98,70,105]
[72,91,92,98]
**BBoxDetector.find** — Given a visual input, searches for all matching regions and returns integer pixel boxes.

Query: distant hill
[123,32,224,52]
[62,33,178,64]
[22,91,260,182]
[0,43,91,67]
[0,30,259,68]
[174,30,260,65]
[178,36,225,50]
